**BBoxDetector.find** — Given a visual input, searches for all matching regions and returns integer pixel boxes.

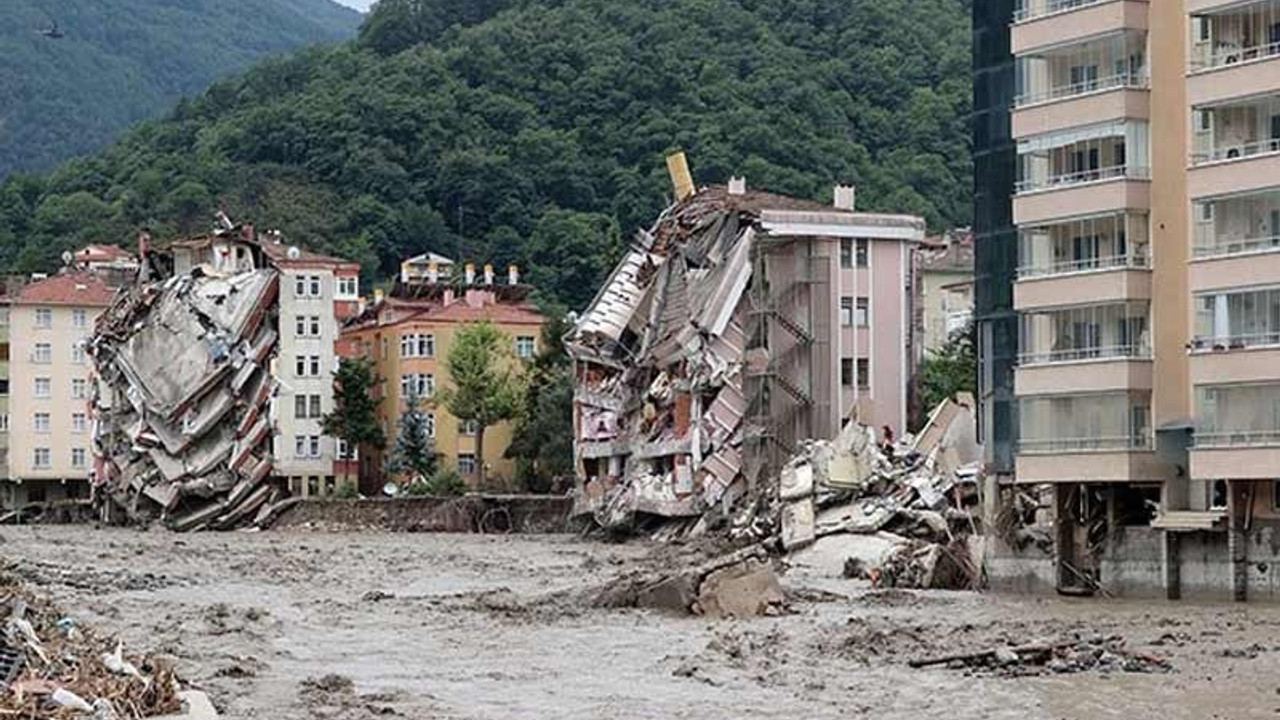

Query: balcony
[1188,0,1280,106]
[1192,188,1280,264]
[1013,1,1149,55]
[1016,390,1165,482]
[1014,30,1147,108]
[1017,358,1152,395]
[1018,300,1150,365]
[1015,121,1151,224]
[1013,87,1149,139]
[1193,285,1280,350]
[1190,382,1280,477]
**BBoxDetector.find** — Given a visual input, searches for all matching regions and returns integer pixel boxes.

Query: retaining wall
[271,495,574,534]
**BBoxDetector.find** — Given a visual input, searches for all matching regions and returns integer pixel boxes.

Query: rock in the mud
[637,574,699,614]
[993,647,1020,667]
[695,559,785,618]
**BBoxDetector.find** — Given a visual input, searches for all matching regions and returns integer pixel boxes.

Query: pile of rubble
[910,635,1171,675]
[761,397,983,590]
[89,222,288,531]
[0,571,182,718]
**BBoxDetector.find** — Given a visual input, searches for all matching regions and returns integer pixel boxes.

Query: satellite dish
[286,246,302,260]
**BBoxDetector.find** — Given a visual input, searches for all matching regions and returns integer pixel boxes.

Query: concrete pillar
[1229,482,1247,602]
[1163,531,1181,600]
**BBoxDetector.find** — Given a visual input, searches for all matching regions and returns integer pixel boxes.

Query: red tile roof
[15,272,117,307]
[344,294,545,334]
[76,244,134,263]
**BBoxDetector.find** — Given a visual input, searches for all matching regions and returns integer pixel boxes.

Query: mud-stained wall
[272,496,574,534]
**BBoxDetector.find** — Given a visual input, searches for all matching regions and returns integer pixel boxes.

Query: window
[460,419,479,435]
[71,378,87,399]
[425,412,436,438]
[35,308,52,329]
[72,309,86,328]
[400,373,434,398]
[72,342,86,365]
[294,275,323,298]
[840,298,854,327]
[33,413,50,433]
[33,448,50,469]
[840,238,853,268]
[337,439,359,461]
[296,356,322,377]
[294,395,323,419]
[0,414,8,432]
[294,435,322,459]
[856,238,869,267]
[34,378,51,398]
[71,448,86,469]
[33,343,51,364]
[401,334,437,358]
[857,358,870,389]
[516,336,536,358]
[841,358,854,387]
[336,276,358,299]
[458,453,477,476]
[295,316,322,337]
[1210,480,1228,511]
[856,298,870,327]
[72,413,87,433]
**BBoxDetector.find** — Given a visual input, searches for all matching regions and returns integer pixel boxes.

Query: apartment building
[341,264,545,491]
[978,0,1280,599]
[5,272,115,509]
[566,174,924,526]
[917,232,976,355]
[168,231,361,499]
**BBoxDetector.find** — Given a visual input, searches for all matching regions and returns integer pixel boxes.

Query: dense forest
[1,0,361,177]
[0,0,973,310]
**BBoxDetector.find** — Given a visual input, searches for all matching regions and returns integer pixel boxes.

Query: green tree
[917,320,976,418]
[524,209,623,311]
[439,322,522,488]
[322,357,387,489]
[388,391,438,481]
[507,311,574,492]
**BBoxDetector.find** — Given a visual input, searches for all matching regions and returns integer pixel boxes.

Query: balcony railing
[1019,434,1152,453]
[1189,332,1280,351]
[1194,233,1280,259]
[1191,39,1280,72]
[1014,73,1148,108]
[1017,253,1149,279]
[1015,165,1148,194]
[1013,0,1108,23]
[1193,429,1280,448]
[1019,343,1151,365]
[1192,138,1280,165]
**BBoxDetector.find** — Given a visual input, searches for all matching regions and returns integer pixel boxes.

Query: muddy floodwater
[4,526,1280,719]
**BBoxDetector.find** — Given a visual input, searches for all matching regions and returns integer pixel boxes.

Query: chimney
[427,262,439,284]
[728,176,746,195]
[666,152,695,201]
[374,288,384,305]
[464,263,476,285]
[833,185,856,211]
[508,264,520,286]
[483,263,495,285]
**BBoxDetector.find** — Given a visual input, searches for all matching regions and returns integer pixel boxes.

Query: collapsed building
[88,218,360,530]
[566,164,926,533]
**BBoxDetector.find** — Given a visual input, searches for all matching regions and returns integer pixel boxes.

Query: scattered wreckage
[0,571,186,718]
[89,222,296,531]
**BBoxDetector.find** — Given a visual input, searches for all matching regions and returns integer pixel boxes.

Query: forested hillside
[0,0,972,309]
[0,0,361,177]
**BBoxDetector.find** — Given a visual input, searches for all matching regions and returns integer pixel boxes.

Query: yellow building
[341,270,544,490]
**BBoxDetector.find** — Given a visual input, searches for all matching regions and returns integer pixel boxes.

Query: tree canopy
[0,0,972,308]
[0,0,359,178]
[439,322,522,487]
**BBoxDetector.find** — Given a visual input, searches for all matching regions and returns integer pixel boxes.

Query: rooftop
[15,272,117,307]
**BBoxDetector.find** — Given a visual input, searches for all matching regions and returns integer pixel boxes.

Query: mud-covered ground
[4,526,1280,719]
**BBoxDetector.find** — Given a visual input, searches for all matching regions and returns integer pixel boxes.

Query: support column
[1229,483,1247,602]
[1163,531,1181,600]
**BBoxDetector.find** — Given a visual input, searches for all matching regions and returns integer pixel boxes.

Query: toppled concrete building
[89,218,360,530]
[567,169,926,532]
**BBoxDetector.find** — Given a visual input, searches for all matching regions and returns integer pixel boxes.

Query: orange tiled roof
[15,272,117,307]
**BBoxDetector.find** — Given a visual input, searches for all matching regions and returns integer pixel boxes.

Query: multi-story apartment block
[5,272,115,508]
[917,232,976,356]
[978,0,1280,599]
[169,232,360,499]
[341,264,545,490]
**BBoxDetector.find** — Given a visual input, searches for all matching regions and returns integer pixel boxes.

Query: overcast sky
[333,0,376,11]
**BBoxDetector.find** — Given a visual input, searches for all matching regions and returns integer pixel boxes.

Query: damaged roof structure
[566,163,926,534]
[89,217,355,531]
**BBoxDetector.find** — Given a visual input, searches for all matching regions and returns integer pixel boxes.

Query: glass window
[425,412,436,438]
[71,448,86,469]
[460,419,479,435]
[35,309,52,329]
[295,276,307,297]
[856,298,870,327]
[309,355,321,376]
[1019,391,1152,452]
[72,413,86,433]
[856,238,869,267]
[309,276,322,297]
[34,378,50,398]
[516,336,536,358]
[857,358,870,389]
[72,342,86,364]
[34,343,50,364]
[310,395,322,418]
[295,395,308,419]
[34,413,50,433]
[71,378,87,399]
[72,309,86,328]
[840,239,853,269]
[458,453,477,475]
[841,358,854,386]
[420,334,435,358]
[309,436,321,458]
[33,448,50,469]
[839,298,854,327]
